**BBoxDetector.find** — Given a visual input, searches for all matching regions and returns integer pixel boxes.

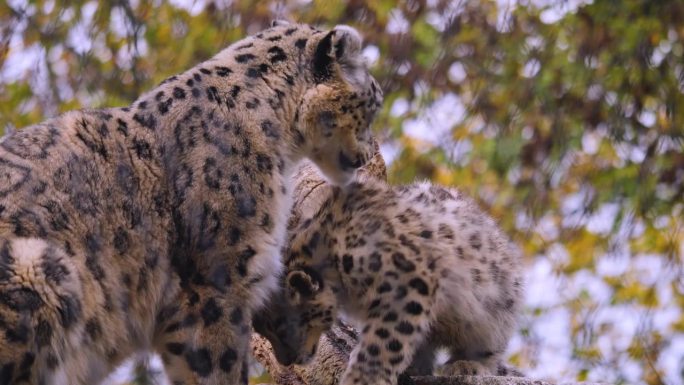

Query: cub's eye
[318,110,336,137]
[365,105,378,122]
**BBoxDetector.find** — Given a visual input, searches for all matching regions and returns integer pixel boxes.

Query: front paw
[437,360,493,376]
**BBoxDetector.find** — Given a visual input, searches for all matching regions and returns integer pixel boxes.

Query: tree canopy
[1,1,683,384]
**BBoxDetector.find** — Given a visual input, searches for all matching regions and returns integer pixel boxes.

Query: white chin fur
[321,169,356,187]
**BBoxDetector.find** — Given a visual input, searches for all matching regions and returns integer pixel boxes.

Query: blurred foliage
[1,0,684,384]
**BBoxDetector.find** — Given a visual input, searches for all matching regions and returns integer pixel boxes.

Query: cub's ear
[271,19,291,27]
[312,25,364,83]
[286,269,321,302]
[330,25,363,62]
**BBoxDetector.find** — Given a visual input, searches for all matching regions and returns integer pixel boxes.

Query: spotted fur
[0,20,381,385]
[254,175,523,385]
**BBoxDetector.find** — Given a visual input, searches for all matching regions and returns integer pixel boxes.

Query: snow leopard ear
[271,19,290,27]
[287,269,321,303]
[312,25,364,83]
[330,25,363,62]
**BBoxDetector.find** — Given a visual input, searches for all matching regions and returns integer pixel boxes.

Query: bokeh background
[1,0,683,384]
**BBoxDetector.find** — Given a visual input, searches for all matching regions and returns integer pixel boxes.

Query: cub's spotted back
[0,20,381,385]
[255,175,523,385]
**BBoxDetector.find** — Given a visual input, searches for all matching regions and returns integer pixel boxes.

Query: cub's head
[253,267,337,366]
[296,24,383,186]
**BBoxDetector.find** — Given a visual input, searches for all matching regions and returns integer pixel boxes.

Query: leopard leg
[339,277,435,385]
[154,286,251,385]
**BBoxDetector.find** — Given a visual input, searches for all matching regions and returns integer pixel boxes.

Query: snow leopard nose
[339,151,363,171]
[275,348,298,366]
